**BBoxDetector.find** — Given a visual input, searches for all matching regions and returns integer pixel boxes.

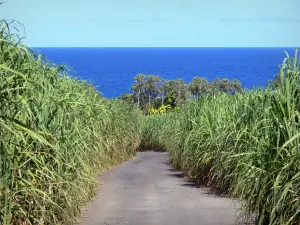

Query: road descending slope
[81,152,246,225]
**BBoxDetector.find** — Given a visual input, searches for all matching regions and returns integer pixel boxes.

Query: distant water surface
[36,47,295,98]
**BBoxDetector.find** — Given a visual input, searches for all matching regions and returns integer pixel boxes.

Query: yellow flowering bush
[149,104,172,115]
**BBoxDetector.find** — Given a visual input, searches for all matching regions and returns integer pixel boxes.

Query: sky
[1,0,300,47]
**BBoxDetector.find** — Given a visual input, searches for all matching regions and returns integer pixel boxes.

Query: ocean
[36,47,295,98]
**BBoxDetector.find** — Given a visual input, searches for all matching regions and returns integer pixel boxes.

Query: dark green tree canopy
[120,74,243,113]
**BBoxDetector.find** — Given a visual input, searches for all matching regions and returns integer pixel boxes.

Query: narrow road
[81,152,244,225]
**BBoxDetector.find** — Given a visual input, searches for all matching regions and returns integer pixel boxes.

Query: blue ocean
[36,48,295,98]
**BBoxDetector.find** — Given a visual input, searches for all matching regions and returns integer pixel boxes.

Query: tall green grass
[140,51,300,225]
[0,20,140,224]
[2,16,299,225]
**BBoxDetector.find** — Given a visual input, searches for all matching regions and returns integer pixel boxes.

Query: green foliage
[140,50,300,225]
[3,14,298,225]
[128,74,243,114]
[118,93,134,103]
[188,77,210,95]
[188,76,243,96]
[139,115,168,151]
[164,78,189,105]
[0,20,140,224]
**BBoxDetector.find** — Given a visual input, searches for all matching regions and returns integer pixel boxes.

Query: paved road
[81,152,244,225]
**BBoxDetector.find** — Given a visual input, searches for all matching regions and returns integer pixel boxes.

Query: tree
[131,74,147,109]
[128,74,243,113]
[118,93,134,104]
[144,75,160,108]
[164,78,187,106]
[211,78,243,94]
[268,74,280,89]
[230,79,243,93]
[157,78,166,106]
[218,78,231,93]
[174,78,187,104]
[188,77,210,97]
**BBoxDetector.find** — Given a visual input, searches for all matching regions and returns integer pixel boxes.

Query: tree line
[119,74,243,113]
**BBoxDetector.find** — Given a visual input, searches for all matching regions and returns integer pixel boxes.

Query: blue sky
[1,0,300,47]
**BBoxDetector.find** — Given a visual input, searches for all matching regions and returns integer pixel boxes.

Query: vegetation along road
[81,152,245,225]
[1,17,299,225]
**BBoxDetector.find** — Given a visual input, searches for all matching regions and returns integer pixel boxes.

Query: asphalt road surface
[81,152,245,225]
